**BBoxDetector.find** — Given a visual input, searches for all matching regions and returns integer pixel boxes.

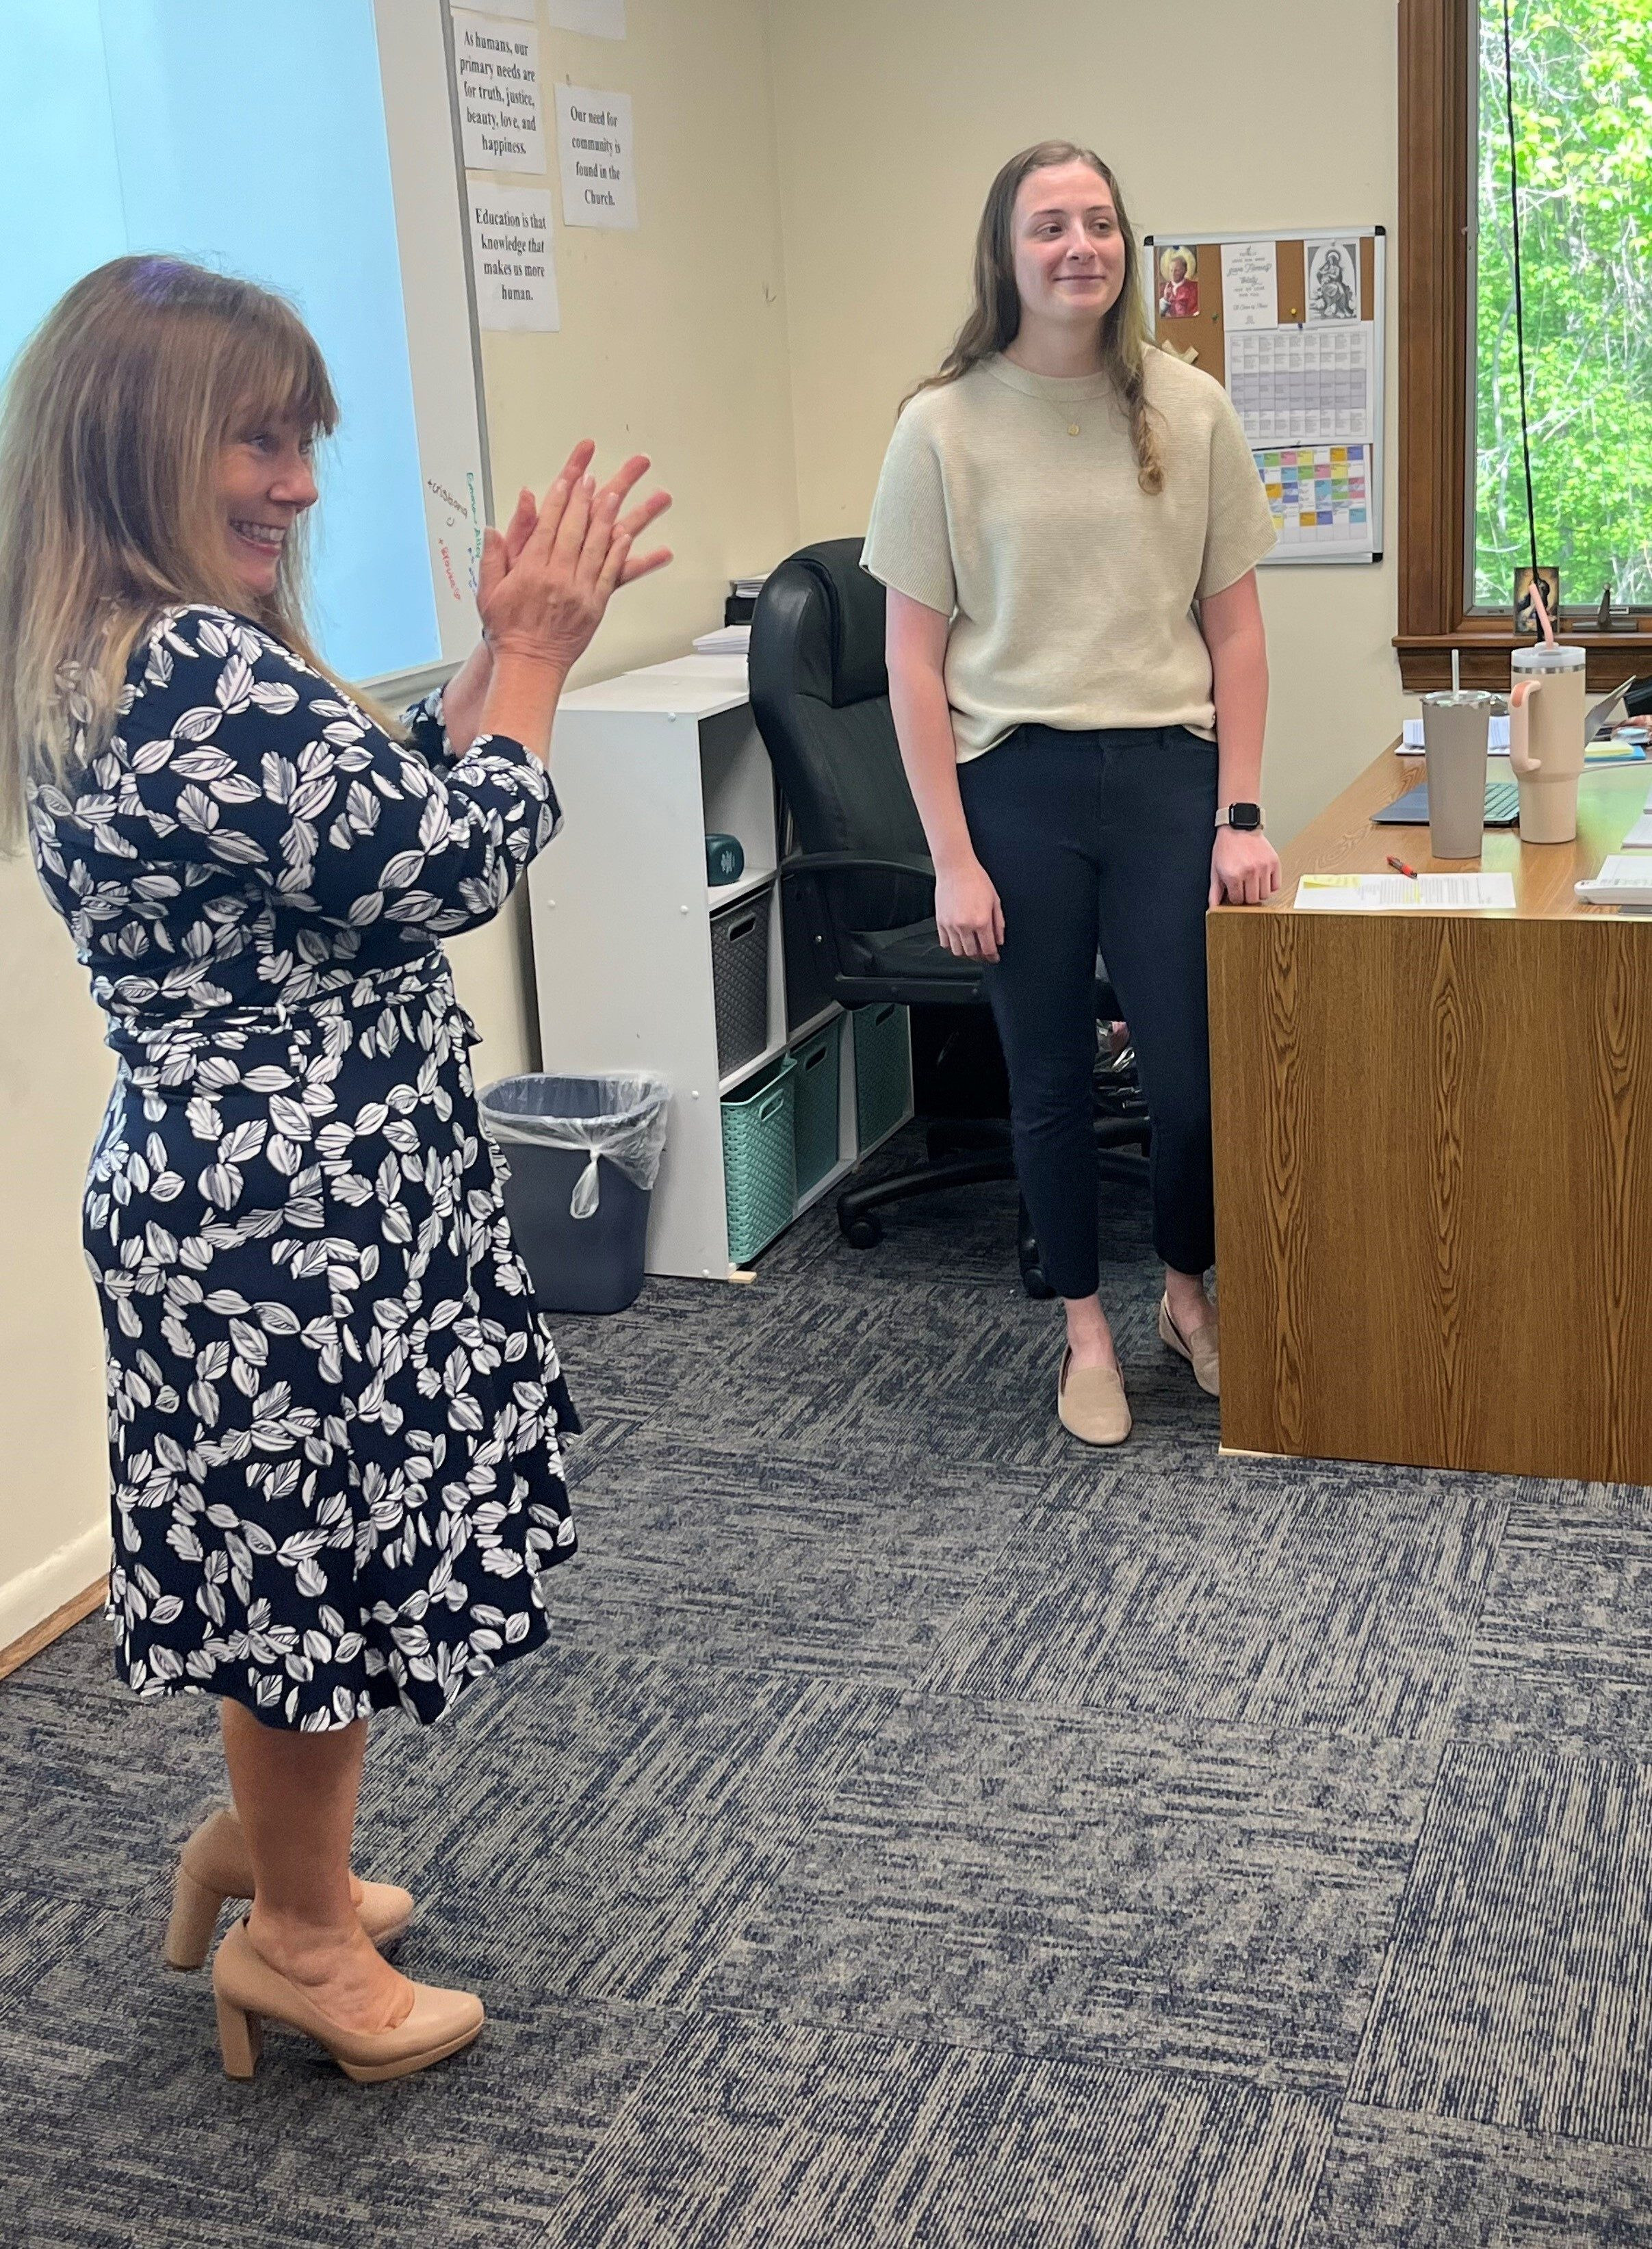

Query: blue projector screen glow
[1,0,440,682]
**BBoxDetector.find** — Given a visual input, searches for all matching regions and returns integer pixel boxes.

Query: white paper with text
[555,83,636,228]
[452,11,545,174]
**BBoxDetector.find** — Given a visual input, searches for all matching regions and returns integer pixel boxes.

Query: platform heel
[166,1864,229,1972]
[215,1987,264,2081]
[210,1921,483,2084]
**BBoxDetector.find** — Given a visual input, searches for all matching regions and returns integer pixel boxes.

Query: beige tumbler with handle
[1508,643,1586,844]
[1420,689,1493,858]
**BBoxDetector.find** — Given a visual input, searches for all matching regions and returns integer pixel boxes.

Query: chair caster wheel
[840,1213,883,1249]
[1020,1261,1055,1300]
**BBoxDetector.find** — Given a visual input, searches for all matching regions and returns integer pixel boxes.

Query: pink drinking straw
[1527,576,1558,646]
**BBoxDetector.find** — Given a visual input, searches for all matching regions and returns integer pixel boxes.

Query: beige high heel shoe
[212,1920,484,2083]
[165,1807,415,1970]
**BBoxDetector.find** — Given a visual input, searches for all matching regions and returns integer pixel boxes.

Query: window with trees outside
[1473,0,1652,613]
[1396,0,1652,686]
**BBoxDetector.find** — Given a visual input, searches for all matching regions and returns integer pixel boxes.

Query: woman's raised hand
[478,440,672,676]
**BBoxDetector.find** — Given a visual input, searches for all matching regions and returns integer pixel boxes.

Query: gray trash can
[481,1073,670,1315]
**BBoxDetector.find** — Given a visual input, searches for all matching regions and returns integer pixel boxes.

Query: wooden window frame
[1396,0,1652,689]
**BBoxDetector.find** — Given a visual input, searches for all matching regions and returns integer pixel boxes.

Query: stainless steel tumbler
[1420,690,1493,858]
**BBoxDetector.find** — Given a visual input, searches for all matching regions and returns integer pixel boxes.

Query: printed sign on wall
[554,83,636,228]
[469,187,560,330]
[452,10,545,174]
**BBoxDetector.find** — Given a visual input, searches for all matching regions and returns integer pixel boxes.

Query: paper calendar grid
[1226,324,1373,444]
[1256,443,1371,552]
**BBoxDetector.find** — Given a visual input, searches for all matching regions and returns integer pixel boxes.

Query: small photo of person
[1157,245,1199,321]
[1514,565,1561,636]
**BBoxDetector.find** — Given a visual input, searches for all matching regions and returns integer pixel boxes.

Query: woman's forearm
[478,651,567,765]
[890,663,975,871]
[1201,571,1269,808]
[1211,630,1268,806]
[439,641,494,755]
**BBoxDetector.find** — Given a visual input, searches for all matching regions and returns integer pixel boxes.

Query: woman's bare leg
[1163,1265,1215,1335]
[1063,1292,1118,1371]
[219,1701,412,2035]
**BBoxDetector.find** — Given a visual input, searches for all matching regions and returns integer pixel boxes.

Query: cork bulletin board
[1143,228,1386,564]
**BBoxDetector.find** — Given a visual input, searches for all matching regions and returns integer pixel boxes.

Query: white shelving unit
[525,656,913,1281]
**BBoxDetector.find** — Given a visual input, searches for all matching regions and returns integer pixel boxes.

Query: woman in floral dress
[0,257,670,2081]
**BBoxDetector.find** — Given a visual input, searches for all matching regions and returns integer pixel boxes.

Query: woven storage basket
[853,1003,911,1151]
[721,1056,797,1265]
[710,886,773,1078]
[790,1022,841,1197]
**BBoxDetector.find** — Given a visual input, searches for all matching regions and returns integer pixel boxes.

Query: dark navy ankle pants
[957,723,1219,1298]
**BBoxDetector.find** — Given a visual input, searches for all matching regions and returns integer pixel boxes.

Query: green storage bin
[790,1022,841,1198]
[853,1003,911,1151]
[721,1056,797,1265]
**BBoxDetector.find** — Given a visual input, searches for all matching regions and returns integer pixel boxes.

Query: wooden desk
[1208,745,1652,1482]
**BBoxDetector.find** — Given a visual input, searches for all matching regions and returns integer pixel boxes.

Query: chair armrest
[788,851,935,884]
[781,852,936,997]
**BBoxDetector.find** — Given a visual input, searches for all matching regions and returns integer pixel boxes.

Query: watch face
[1230,803,1263,831]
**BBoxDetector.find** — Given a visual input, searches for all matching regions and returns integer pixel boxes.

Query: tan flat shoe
[1159,1294,1219,1396]
[211,1920,483,2084]
[166,1808,415,1971]
[1057,1347,1132,1445]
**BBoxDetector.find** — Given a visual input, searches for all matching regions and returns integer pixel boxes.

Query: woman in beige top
[863,141,1278,1445]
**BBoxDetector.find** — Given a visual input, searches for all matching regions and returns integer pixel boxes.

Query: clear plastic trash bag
[479,1074,670,1219]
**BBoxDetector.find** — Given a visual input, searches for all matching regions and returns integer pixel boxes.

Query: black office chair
[748,536,1150,1294]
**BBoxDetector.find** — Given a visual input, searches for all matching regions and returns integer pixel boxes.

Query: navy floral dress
[29,604,577,1730]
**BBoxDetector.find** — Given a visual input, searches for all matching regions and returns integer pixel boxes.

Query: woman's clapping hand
[478,440,673,676]
[442,443,671,750]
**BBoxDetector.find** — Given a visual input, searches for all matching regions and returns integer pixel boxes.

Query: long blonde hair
[907,141,1164,495]
[0,256,352,850]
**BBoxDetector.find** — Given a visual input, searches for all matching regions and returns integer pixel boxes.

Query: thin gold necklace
[1037,390,1086,439]
[1007,354,1102,439]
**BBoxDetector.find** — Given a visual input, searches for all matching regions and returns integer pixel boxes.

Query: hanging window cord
[1501,0,1540,580]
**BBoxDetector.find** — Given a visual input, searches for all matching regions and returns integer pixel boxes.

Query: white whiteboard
[0,1,491,697]
[371,0,493,693]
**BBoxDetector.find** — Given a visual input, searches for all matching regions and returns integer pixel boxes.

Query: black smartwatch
[1215,802,1265,832]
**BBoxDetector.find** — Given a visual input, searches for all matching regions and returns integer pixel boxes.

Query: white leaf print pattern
[27,605,575,1732]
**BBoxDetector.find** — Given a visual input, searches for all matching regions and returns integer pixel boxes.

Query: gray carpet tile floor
[7,1135,1652,2245]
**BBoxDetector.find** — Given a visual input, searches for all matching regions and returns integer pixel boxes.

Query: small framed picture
[1512,565,1561,637]
[1305,238,1360,322]
[1157,245,1199,322]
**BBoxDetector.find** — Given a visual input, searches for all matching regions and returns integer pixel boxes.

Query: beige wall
[0,861,116,1651]
[764,0,1406,847]
[0,0,801,1648]
[452,0,801,1075]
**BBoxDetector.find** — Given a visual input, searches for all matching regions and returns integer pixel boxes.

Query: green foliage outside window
[1475,0,1652,609]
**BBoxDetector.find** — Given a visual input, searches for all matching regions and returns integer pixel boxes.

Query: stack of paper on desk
[1295,872,1517,911]
[1575,856,1652,906]
[692,624,751,656]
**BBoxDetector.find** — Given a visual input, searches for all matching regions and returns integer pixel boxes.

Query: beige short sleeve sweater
[860,348,1276,761]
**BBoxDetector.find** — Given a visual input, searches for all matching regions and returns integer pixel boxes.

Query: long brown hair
[907,141,1163,496]
[0,256,364,850]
